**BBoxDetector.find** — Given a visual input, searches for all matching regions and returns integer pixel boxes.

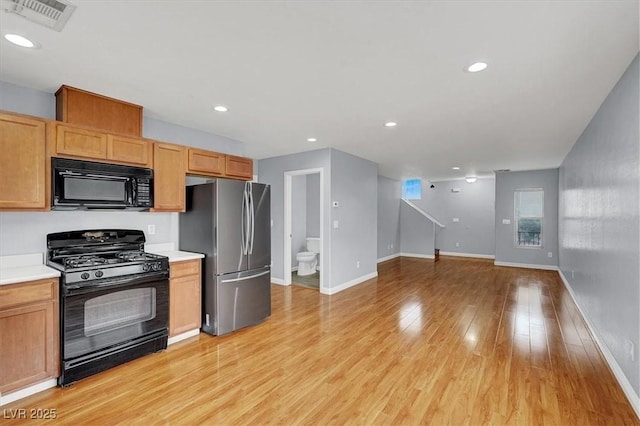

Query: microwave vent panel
[2,0,76,31]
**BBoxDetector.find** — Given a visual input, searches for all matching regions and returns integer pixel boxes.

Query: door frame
[284,168,325,293]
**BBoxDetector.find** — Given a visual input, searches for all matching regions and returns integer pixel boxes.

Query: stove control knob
[142,264,151,272]
[81,272,90,280]
[95,270,104,278]
[153,262,161,271]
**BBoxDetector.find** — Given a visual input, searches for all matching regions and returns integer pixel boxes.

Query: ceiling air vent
[2,0,76,31]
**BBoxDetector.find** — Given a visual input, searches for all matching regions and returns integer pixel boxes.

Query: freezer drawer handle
[221,270,270,283]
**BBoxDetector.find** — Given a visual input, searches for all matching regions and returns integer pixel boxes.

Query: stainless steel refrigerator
[179,180,271,335]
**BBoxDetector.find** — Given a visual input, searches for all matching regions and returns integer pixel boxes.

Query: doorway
[284,168,325,292]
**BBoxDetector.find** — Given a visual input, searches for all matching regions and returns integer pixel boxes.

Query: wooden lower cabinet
[0,112,49,210]
[169,259,201,337]
[153,142,186,212]
[0,279,59,394]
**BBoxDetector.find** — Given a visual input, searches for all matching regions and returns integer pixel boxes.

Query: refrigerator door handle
[241,186,247,255]
[249,182,255,254]
[221,269,270,283]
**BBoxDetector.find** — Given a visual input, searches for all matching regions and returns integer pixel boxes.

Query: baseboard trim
[167,329,200,346]
[270,277,286,285]
[0,378,57,407]
[399,252,435,260]
[494,261,558,271]
[291,266,299,272]
[322,271,378,295]
[377,253,400,263]
[439,251,495,260]
[557,270,640,419]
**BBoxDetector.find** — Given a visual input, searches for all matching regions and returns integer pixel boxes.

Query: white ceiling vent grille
[2,0,76,31]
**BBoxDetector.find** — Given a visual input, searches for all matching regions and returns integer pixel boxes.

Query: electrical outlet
[571,270,575,279]
[270,220,274,228]
[547,251,553,258]
[356,261,360,268]
[333,220,339,229]
[455,242,460,247]
[147,224,155,235]
[452,218,460,223]
[390,244,393,249]
[502,219,511,225]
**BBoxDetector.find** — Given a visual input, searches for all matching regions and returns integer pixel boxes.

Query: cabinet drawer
[0,279,58,310]
[170,259,201,278]
[56,125,108,159]
[187,148,225,176]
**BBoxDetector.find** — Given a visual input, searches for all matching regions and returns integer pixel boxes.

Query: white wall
[291,175,307,267]
[400,201,434,257]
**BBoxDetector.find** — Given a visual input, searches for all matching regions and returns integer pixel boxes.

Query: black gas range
[47,229,169,386]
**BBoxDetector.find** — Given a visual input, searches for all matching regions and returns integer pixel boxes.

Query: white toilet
[296,237,320,276]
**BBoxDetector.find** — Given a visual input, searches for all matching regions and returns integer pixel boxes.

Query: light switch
[502,219,511,225]
[333,220,339,229]
[452,218,460,223]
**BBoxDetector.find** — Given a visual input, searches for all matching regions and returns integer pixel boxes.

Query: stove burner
[64,255,109,268]
[116,251,154,262]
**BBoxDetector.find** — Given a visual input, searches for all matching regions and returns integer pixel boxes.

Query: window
[402,178,422,200]
[514,189,543,247]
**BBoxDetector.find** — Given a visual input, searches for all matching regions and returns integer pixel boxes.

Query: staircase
[401,198,445,260]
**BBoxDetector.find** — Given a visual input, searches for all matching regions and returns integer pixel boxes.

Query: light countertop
[0,253,61,286]
[145,243,204,263]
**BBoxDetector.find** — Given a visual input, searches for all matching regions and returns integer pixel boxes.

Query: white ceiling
[0,1,638,181]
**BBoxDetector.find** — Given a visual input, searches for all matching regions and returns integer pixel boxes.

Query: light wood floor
[4,257,638,425]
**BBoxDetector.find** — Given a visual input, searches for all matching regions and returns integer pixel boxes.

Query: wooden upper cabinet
[55,124,108,159]
[153,142,186,212]
[56,85,142,137]
[225,155,253,180]
[187,148,225,176]
[0,112,49,210]
[107,134,153,167]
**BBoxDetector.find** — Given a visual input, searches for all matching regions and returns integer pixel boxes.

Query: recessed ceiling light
[452,166,460,170]
[384,122,397,127]
[307,138,317,142]
[4,34,35,48]
[467,62,488,73]
[213,105,228,112]
[465,176,477,183]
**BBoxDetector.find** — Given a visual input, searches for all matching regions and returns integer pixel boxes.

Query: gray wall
[306,173,320,237]
[0,211,175,256]
[495,169,559,266]
[258,149,332,285]
[330,149,378,287]
[291,174,307,267]
[0,80,244,256]
[377,175,401,260]
[400,202,434,256]
[559,54,639,396]
[415,178,495,256]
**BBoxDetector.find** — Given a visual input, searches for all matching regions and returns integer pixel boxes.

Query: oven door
[62,272,169,360]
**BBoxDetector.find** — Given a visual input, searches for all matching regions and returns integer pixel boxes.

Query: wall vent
[2,0,76,31]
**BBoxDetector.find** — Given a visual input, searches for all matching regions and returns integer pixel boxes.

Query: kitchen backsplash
[0,210,178,256]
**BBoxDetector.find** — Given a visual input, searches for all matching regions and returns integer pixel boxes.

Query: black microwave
[52,158,153,210]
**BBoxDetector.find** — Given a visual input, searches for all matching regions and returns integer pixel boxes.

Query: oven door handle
[64,272,168,295]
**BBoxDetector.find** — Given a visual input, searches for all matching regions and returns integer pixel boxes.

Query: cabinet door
[0,113,48,210]
[107,134,152,167]
[0,300,58,393]
[187,148,225,176]
[225,155,253,180]
[169,274,201,337]
[56,124,108,159]
[153,142,186,211]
